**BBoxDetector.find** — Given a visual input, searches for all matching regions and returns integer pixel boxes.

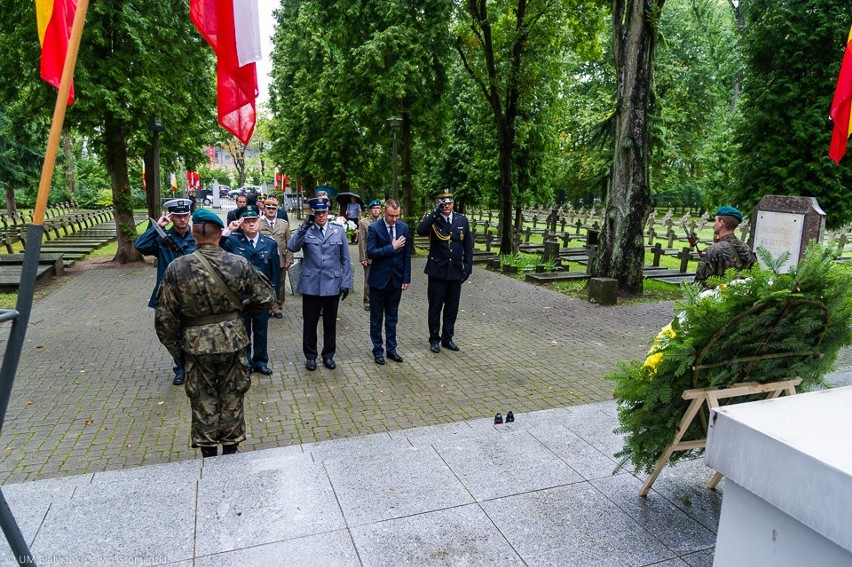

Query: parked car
[193,188,214,205]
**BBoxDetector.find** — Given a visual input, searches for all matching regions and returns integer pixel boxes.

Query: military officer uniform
[134,198,196,384]
[694,206,757,288]
[416,190,473,353]
[221,205,281,374]
[287,197,353,371]
[357,199,383,310]
[258,197,294,317]
[155,209,275,457]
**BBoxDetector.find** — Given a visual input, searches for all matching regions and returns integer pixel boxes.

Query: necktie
[388,225,394,241]
[250,238,256,249]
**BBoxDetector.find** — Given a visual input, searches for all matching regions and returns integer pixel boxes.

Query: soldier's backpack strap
[192,250,243,310]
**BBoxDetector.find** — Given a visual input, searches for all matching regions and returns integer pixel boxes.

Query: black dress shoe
[173,373,185,385]
[494,413,504,425]
[506,411,515,423]
[386,351,404,363]
[374,354,386,365]
[363,304,370,311]
[429,341,441,353]
[441,339,460,351]
[305,359,317,371]
[254,366,273,375]
[272,312,284,319]
[323,357,336,370]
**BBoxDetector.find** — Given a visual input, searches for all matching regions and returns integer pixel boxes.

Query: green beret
[715,206,743,222]
[368,199,382,208]
[191,209,224,228]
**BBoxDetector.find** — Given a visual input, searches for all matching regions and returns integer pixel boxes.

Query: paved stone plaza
[0,248,687,483]
[0,243,848,566]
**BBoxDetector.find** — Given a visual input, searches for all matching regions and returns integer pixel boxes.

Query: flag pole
[0,1,89,565]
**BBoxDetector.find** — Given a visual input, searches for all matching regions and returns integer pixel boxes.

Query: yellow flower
[642,352,665,376]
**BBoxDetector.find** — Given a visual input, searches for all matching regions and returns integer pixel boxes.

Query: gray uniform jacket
[287,222,353,296]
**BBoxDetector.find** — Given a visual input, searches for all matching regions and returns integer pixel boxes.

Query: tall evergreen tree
[732,0,852,229]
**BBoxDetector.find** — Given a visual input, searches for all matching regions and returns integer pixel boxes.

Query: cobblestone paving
[0,245,848,484]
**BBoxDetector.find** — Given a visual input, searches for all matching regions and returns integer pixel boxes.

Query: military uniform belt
[183,311,241,327]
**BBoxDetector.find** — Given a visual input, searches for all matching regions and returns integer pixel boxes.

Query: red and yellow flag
[35,0,77,106]
[830,24,852,163]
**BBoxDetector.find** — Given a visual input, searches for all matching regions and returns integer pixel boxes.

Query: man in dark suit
[366,199,412,364]
[416,189,473,353]
[221,205,281,375]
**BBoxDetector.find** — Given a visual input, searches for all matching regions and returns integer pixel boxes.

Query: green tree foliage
[0,0,216,261]
[732,0,852,229]
[652,0,740,210]
[269,0,451,213]
[453,0,606,254]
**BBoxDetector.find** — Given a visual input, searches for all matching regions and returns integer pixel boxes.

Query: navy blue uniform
[416,210,473,344]
[221,233,281,370]
[135,222,196,379]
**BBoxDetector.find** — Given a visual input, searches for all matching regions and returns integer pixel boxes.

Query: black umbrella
[336,192,364,208]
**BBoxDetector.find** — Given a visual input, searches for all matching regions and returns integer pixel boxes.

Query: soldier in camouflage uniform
[694,206,757,289]
[155,209,275,458]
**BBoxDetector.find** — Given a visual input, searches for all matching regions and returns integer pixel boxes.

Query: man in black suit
[416,190,473,353]
[366,199,412,364]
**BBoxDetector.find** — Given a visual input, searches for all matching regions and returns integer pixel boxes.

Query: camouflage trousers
[184,351,251,448]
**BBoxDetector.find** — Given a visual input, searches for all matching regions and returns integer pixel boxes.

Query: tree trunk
[4,187,16,216]
[497,121,514,255]
[104,113,143,264]
[592,0,663,295]
[402,114,414,219]
[62,129,76,196]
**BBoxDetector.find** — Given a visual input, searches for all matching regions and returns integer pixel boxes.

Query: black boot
[222,444,239,455]
[200,446,218,458]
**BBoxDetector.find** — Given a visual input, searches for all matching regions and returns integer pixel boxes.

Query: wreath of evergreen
[609,243,852,475]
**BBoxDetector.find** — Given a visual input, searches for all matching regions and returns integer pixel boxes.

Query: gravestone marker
[749,195,825,273]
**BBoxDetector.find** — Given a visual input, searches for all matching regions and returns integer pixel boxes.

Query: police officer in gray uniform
[155,209,275,458]
[287,197,353,371]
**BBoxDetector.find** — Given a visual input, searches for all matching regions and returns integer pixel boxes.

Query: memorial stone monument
[748,195,825,273]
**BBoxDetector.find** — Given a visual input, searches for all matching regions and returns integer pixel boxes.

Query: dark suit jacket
[416,211,473,282]
[221,232,281,298]
[366,220,412,289]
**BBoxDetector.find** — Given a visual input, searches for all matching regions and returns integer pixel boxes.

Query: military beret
[191,209,224,228]
[240,205,261,218]
[716,206,743,222]
[368,199,382,208]
[163,198,192,214]
[308,197,330,211]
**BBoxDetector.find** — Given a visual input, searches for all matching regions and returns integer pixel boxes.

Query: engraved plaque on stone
[752,211,804,273]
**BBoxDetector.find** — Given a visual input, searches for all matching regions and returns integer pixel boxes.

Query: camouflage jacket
[694,233,756,287]
[155,243,275,357]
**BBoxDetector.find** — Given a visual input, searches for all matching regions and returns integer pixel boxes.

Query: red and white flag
[190,0,261,145]
[274,166,280,189]
[35,0,78,105]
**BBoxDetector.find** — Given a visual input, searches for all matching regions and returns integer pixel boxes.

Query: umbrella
[336,192,364,208]
[315,184,337,198]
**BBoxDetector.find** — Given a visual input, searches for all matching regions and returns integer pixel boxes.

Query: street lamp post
[386,116,402,201]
